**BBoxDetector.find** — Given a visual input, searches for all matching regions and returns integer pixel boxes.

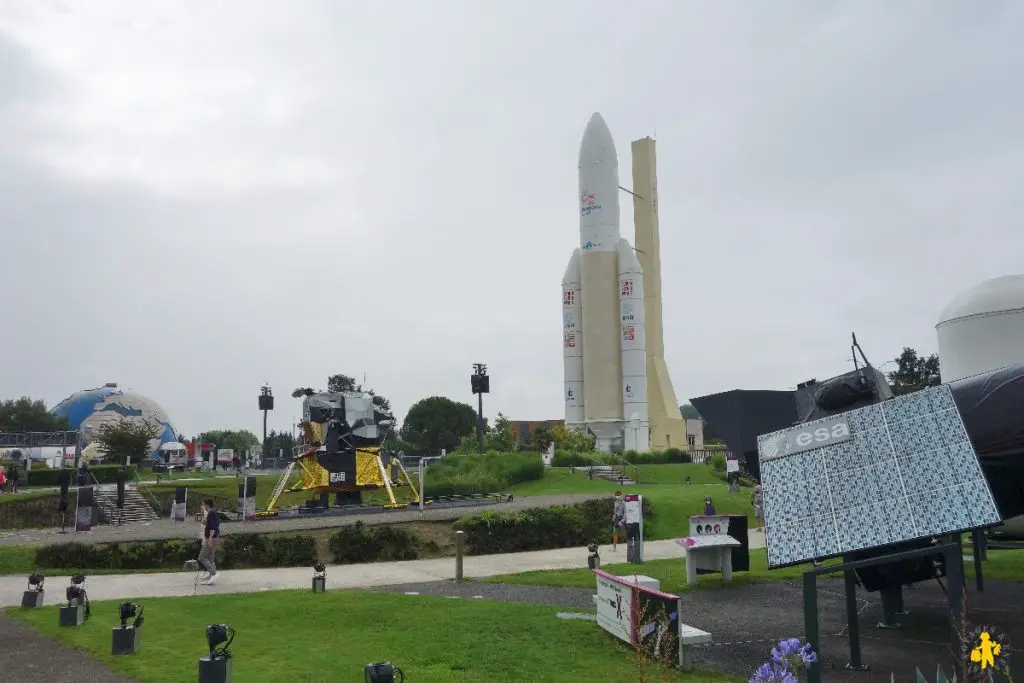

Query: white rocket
[562,113,650,452]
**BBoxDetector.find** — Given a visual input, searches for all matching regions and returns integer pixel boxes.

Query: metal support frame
[802,539,963,683]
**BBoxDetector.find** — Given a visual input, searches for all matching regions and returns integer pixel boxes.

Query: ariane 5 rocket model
[562,113,686,453]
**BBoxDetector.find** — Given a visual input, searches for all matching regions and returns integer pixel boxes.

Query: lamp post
[470,363,489,454]
[258,385,274,469]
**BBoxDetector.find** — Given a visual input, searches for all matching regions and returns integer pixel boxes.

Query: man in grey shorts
[199,498,220,585]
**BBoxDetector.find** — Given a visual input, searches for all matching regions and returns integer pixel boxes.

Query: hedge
[424,452,544,498]
[550,448,700,467]
[0,492,108,530]
[453,497,655,556]
[32,534,319,571]
[23,465,138,487]
[328,522,423,563]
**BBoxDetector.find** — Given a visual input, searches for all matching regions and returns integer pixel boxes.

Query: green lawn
[483,547,842,592]
[512,470,755,541]
[8,591,742,683]
[484,546,1024,592]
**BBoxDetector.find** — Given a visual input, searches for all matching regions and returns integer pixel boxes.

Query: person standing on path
[198,499,221,585]
[611,491,626,551]
[752,484,764,532]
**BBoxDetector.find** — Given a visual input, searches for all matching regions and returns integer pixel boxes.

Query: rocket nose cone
[579,112,616,166]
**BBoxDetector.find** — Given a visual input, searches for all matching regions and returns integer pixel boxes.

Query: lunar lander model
[257,388,421,516]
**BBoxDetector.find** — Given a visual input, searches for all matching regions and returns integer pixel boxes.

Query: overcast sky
[2,1,1021,438]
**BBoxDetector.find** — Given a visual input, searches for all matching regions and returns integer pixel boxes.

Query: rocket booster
[562,112,649,450]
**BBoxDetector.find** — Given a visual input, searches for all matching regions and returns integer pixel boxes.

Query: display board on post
[624,494,643,564]
[171,487,187,522]
[726,453,740,492]
[237,477,256,521]
[75,485,94,533]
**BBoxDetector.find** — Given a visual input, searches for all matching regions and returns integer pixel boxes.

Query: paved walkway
[0,531,766,607]
[0,493,608,547]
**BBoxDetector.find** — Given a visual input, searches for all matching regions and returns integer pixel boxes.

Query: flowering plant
[750,638,818,683]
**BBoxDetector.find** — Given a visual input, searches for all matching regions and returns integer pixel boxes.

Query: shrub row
[453,497,655,555]
[328,521,423,563]
[711,470,758,488]
[28,522,433,572]
[424,452,544,498]
[33,534,319,571]
[550,448,717,467]
[23,465,138,487]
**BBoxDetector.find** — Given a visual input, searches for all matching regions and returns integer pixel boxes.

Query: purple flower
[749,662,797,683]
[753,638,818,682]
[771,638,804,664]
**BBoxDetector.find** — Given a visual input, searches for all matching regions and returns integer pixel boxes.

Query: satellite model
[258,388,421,516]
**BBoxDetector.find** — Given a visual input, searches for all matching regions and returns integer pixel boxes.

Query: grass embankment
[513,466,755,541]
[7,591,742,683]
[484,545,1024,591]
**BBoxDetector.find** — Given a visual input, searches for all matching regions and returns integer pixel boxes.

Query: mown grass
[483,545,1024,591]
[483,547,842,592]
[512,469,756,541]
[8,590,743,683]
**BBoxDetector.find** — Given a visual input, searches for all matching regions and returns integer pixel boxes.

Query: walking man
[199,498,220,585]
[611,491,626,551]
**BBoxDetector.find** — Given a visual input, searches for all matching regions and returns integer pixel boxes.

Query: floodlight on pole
[470,363,490,454]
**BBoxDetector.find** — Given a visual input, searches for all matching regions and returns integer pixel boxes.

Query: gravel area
[0,493,609,547]
[372,577,1024,682]
[0,612,137,683]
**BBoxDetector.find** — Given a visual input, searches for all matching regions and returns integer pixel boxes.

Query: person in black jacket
[198,499,220,585]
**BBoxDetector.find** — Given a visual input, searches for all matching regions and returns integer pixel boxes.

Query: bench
[677,624,712,670]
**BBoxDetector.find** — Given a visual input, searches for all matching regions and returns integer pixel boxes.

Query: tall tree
[887,347,941,396]
[487,412,517,452]
[529,425,554,452]
[0,397,69,432]
[95,417,160,465]
[263,429,297,458]
[198,429,260,452]
[400,396,478,455]
[326,373,394,425]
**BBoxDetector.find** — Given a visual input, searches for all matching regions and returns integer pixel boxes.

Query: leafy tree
[401,396,477,455]
[326,373,394,424]
[263,429,297,458]
[487,412,517,452]
[95,417,160,465]
[887,347,941,396]
[559,427,596,453]
[0,397,69,432]
[529,425,554,452]
[198,429,260,453]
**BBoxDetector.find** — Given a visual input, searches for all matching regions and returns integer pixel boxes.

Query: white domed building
[936,274,1024,383]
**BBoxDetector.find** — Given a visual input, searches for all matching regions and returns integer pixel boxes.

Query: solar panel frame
[758,384,1002,569]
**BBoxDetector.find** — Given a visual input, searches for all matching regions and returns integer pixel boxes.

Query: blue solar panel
[757,384,1001,568]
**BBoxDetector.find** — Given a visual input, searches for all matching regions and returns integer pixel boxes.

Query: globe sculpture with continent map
[50,383,178,462]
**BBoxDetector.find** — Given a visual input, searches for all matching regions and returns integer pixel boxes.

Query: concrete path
[0,493,609,547]
[0,531,766,607]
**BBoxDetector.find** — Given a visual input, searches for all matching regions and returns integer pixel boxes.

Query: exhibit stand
[624,494,643,564]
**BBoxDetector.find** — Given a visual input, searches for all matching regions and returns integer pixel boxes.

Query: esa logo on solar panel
[329,471,346,483]
[794,421,851,448]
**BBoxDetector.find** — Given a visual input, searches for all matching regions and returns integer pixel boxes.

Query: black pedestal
[199,655,232,683]
[59,604,84,627]
[312,576,326,593]
[21,590,43,608]
[111,626,141,655]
